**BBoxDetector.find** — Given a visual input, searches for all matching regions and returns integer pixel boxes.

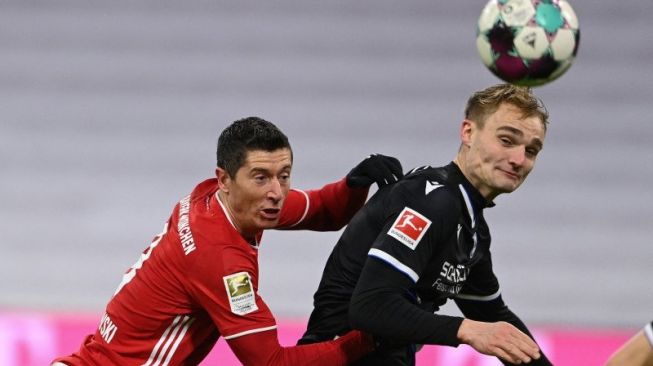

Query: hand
[457,319,541,364]
[346,154,403,188]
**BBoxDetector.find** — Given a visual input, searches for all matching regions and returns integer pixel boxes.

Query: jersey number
[113,223,168,296]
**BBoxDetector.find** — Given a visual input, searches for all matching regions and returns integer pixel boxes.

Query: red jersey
[55,177,371,365]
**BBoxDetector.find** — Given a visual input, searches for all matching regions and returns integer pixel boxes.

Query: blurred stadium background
[1,0,651,365]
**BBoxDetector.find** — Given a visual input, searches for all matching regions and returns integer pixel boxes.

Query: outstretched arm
[605,322,653,366]
[349,257,543,364]
[349,257,464,346]
[227,328,373,366]
[456,317,544,365]
[277,154,403,231]
[454,255,551,365]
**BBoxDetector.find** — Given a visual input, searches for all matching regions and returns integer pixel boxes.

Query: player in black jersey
[299,84,552,365]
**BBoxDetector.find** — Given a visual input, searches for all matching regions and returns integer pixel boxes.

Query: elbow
[348,298,365,330]
[329,218,348,231]
[348,295,374,332]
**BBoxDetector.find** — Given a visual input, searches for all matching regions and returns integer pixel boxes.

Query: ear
[216,167,231,193]
[460,119,474,147]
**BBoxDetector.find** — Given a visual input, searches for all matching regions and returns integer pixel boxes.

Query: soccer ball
[476,0,580,87]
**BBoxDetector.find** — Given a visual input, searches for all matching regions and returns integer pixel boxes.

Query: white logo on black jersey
[425,180,444,195]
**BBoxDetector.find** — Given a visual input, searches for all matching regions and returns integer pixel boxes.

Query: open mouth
[261,208,280,219]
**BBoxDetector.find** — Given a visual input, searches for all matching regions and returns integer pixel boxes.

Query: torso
[306,163,499,336]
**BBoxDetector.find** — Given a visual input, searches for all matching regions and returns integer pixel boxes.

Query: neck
[216,190,256,243]
[453,156,496,203]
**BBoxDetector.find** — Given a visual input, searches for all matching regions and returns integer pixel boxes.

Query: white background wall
[1,0,651,329]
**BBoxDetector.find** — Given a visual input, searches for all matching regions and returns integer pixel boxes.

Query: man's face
[218,148,292,237]
[461,103,545,200]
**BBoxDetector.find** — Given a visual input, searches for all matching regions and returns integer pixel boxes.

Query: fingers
[510,331,541,360]
[346,154,403,188]
[373,159,397,186]
[459,320,542,364]
[372,154,403,186]
[496,325,541,364]
[383,156,403,181]
[494,342,538,364]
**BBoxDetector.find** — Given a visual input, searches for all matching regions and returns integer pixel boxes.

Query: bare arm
[605,323,653,366]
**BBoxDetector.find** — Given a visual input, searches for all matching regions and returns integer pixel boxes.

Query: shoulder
[392,167,462,215]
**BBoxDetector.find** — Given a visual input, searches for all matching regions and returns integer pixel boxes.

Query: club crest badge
[223,272,258,315]
[387,207,431,250]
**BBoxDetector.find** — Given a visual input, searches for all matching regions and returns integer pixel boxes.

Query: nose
[509,146,526,168]
[267,178,283,202]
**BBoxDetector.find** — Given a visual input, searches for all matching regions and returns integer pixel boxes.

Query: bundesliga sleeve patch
[223,272,258,316]
[387,207,431,250]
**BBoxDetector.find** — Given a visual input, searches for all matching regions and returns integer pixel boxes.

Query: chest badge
[387,207,431,250]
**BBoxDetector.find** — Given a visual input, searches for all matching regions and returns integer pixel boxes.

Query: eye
[499,136,513,146]
[526,148,540,157]
[279,173,291,184]
[254,175,268,184]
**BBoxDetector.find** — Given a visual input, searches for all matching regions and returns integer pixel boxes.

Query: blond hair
[464,84,549,132]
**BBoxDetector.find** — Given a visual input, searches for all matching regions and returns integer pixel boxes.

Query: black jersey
[301,162,552,366]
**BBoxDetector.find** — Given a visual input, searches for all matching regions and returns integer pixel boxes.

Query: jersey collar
[446,162,495,210]
[214,190,260,247]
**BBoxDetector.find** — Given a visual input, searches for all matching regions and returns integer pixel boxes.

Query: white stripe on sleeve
[368,248,419,283]
[286,189,310,228]
[223,325,278,340]
[455,290,501,302]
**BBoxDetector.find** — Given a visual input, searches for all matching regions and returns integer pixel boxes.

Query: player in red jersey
[52,117,402,366]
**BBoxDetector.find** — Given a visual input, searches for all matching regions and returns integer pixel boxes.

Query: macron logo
[425,180,444,195]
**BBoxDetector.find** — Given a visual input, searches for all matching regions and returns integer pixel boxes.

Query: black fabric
[301,162,550,364]
[346,154,403,188]
[351,342,416,366]
[349,257,464,346]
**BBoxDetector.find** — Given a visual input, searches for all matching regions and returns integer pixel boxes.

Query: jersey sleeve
[349,255,464,346]
[367,181,459,283]
[456,249,501,300]
[226,328,373,366]
[185,244,277,340]
[275,178,368,231]
[348,181,465,346]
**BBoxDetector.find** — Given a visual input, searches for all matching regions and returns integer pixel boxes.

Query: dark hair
[464,83,549,132]
[216,117,292,177]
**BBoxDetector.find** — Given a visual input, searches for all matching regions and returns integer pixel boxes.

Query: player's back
[55,180,229,365]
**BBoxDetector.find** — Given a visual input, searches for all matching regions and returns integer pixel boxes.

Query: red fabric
[278,178,369,231]
[227,329,373,366]
[53,177,367,365]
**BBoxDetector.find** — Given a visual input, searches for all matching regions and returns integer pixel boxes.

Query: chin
[258,219,280,230]
[501,182,522,193]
